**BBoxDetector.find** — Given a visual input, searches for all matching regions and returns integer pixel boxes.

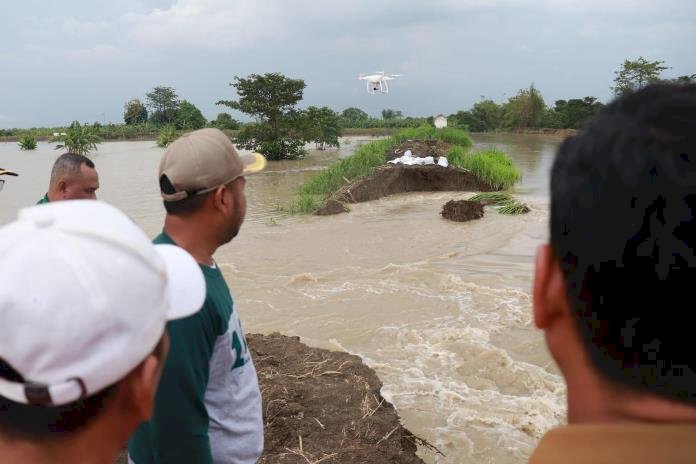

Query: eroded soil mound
[315,199,350,216]
[441,200,484,222]
[251,333,427,464]
[334,164,495,205]
[386,140,451,162]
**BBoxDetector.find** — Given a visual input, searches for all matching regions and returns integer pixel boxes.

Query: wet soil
[333,164,495,205]
[441,200,485,222]
[115,333,428,464]
[315,199,350,216]
[251,333,428,464]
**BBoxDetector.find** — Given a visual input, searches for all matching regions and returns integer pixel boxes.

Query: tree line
[5,56,693,159]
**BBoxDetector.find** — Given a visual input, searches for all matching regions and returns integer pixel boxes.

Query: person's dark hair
[0,335,168,440]
[160,174,210,215]
[550,83,696,403]
[49,153,95,187]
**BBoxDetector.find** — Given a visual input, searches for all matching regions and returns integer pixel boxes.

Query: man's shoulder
[153,231,174,245]
[530,424,696,463]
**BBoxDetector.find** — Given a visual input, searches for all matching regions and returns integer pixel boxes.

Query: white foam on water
[319,268,565,464]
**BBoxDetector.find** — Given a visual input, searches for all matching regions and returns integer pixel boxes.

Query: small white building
[434,114,448,129]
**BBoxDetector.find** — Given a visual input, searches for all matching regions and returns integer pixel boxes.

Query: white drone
[358,71,402,94]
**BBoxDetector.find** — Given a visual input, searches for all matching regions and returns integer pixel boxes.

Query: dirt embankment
[251,333,428,464]
[315,140,494,215]
[334,164,494,205]
[114,333,427,464]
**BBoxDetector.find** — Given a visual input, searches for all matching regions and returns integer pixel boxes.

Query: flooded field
[0,133,566,463]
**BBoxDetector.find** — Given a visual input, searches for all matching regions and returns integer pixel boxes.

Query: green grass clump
[447,147,520,190]
[298,138,391,196]
[498,200,530,215]
[157,126,178,147]
[468,192,513,204]
[18,135,37,150]
[286,193,319,214]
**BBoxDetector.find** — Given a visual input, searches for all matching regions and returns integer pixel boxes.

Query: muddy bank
[441,199,484,222]
[116,333,426,464]
[333,164,494,205]
[251,333,428,463]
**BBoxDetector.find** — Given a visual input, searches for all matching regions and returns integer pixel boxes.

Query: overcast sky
[1,0,694,128]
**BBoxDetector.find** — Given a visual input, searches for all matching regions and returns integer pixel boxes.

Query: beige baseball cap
[159,128,266,202]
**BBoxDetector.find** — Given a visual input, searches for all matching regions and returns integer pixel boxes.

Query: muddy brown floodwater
[1,133,566,463]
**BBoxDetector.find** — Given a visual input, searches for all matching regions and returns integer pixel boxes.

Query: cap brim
[241,153,266,175]
[0,169,18,176]
[154,244,205,320]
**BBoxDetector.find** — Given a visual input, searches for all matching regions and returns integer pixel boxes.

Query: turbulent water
[0,133,566,463]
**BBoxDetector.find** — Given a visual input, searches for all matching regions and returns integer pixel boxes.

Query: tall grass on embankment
[292,125,519,214]
[468,192,530,215]
[447,146,520,191]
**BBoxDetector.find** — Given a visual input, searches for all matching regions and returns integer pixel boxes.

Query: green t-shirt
[36,193,49,204]
[128,232,263,464]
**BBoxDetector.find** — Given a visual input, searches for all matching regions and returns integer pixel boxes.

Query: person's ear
[57,180,68,196]
[215,184,237,212]
[533,244,570,330]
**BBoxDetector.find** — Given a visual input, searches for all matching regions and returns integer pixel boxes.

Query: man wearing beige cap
[129,128,266,464]
[0,200,205,463]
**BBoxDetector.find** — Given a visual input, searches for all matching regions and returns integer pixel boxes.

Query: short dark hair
[0,335,168,440]
[160,174,210,215]
[550,83,696,403]
[49,153,95,187]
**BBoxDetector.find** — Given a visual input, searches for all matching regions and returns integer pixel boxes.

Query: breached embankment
[314,139,495,216]
[251,333,428,463]
[115,333,427,464]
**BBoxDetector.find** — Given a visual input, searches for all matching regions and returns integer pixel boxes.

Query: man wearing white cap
[0,200,205,463]
[129,128,266,464]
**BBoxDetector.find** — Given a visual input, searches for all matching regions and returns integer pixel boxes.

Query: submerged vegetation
[469,191,530,215]
[18,135,37,150]
[157,126,178,147]
[53,121,101,155]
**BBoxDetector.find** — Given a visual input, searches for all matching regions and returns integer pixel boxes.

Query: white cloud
[66,43,121,61]
[122,0,285,49]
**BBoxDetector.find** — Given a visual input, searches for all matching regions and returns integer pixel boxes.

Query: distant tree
[210,113,240,130]
[449,110,478,131]
[665,74,696,85]
[381,109,403,120]
[340,107,369,127]
[541,108,564,129]
[305,106,341,150]
[175,100,206,130]
[503,84,546,128]
[146,86,180,125]
[553,97,604,129]
[216,72,307,160]
[470,100,504,131]
[123,99,148,125]
[612,57,669,96]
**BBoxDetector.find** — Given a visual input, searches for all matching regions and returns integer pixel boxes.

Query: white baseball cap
[0,200,205,406]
